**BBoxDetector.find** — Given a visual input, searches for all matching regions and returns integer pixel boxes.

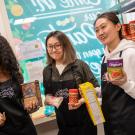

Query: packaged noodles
[79,82,105,125]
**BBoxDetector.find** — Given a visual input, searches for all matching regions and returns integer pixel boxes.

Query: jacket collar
[47,59,78,74]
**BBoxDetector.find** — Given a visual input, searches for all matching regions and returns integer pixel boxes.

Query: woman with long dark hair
[0,35,37,135]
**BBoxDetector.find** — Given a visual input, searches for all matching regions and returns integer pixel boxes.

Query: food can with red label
[69,89,79,104]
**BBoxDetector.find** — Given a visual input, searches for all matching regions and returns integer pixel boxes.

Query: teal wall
[5,0,117,83]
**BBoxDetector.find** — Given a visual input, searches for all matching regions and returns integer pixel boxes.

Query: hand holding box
[21,80,42,113]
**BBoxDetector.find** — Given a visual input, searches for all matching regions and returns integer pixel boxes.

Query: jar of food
[129,20,135,40]
[129,20,135,34]
[69,89,79,104]
[121,24,130,37]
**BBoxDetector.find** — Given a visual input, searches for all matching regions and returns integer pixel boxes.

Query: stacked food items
[122,20,135,41]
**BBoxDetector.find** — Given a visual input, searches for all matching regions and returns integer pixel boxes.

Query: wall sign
[5,0,116,82]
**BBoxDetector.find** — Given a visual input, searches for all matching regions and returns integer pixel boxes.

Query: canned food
[107,58,123,79]
[69,89,79,104]
[129,20,135,34]
[121,24,130,36]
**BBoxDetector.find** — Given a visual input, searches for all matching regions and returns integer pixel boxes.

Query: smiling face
[95,18,121,46]
[46,36,64,64]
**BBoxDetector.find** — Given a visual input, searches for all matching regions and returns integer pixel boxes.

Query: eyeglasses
[47,43,62,51]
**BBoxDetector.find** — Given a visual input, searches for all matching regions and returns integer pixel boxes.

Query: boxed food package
[79,82,105,125]
[21,80,42,113]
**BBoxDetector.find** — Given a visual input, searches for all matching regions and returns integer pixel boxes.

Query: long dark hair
[0,35,23,84]
[94,11,123,39]
[45,31,77,65]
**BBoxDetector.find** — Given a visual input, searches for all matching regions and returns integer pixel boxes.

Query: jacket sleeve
[120,48,135,99]
[81,60,99,87]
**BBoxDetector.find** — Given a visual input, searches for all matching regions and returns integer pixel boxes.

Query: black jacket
[43,59,99,95]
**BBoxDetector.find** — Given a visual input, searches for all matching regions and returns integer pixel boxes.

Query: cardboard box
[79,82,105,125]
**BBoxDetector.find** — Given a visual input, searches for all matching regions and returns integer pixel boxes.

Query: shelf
[33,115,56,125]
[30,105,56,125]
[106,0,135,14]
[120,0,135,13]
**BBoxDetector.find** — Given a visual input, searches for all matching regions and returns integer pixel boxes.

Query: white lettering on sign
[60,0,101,8]
[83,49,102,58]
[37,23,96,46]
[84,12,100,21]
[30,0,101,12]
[30,0,56,12]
